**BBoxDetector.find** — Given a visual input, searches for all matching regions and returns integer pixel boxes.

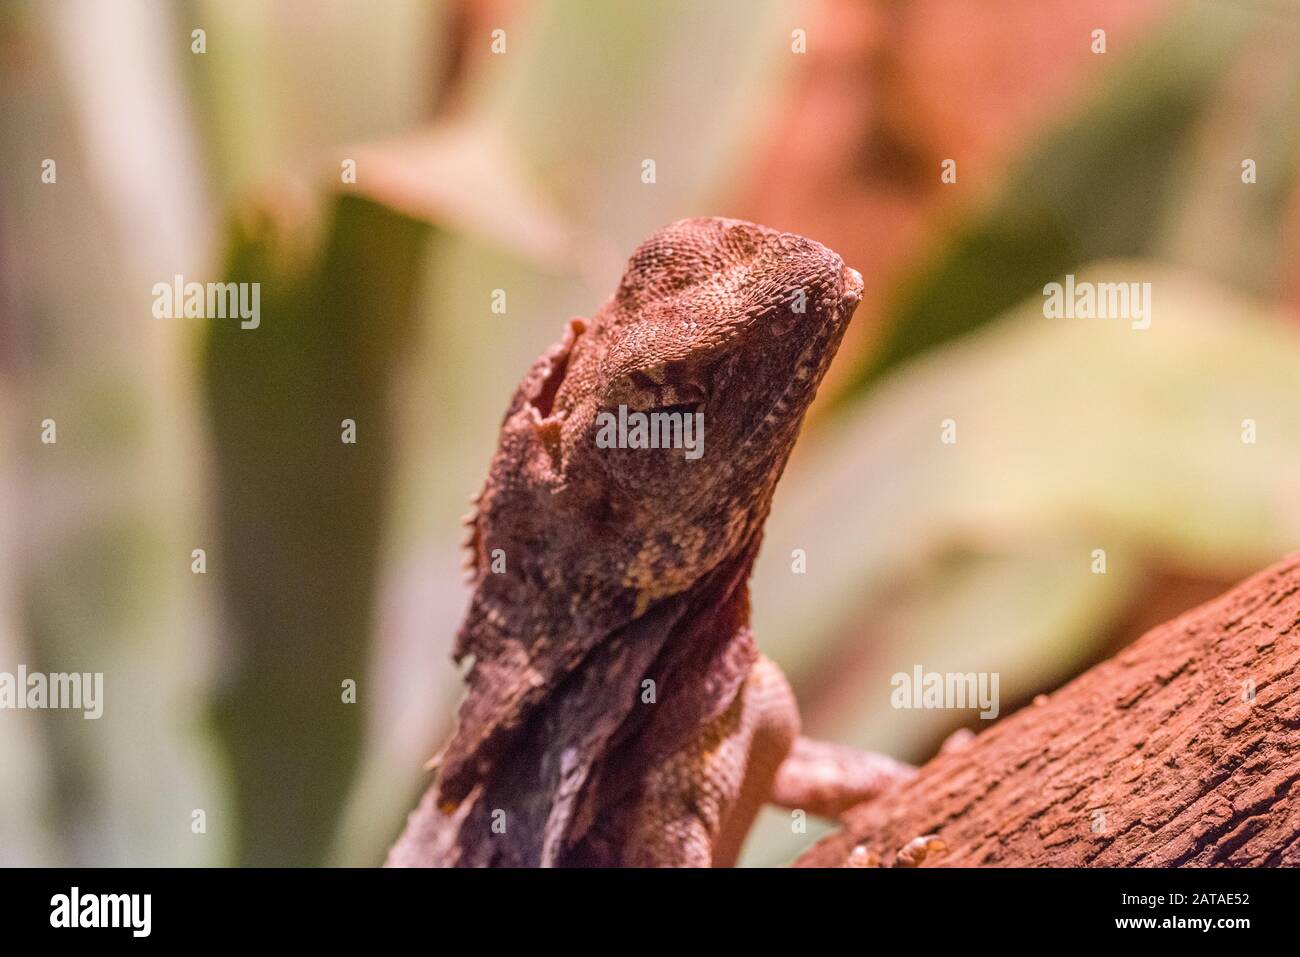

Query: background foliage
[2,0,1299,866]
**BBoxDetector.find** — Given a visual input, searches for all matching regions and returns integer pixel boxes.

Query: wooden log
[796,553,1300,867]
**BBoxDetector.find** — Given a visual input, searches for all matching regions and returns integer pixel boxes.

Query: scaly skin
[388,217,912,867]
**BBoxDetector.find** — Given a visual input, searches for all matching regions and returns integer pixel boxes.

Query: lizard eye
[618,369,705,414]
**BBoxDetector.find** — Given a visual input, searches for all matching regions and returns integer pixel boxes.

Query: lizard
[388,216,914,867]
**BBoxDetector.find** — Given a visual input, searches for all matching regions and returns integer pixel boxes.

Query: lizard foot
[770,736,915,819]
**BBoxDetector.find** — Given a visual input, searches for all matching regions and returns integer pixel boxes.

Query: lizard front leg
[627,655,915,866]
[626,655,799,867]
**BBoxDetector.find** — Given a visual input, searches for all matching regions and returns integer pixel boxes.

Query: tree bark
[796,553,1300,867]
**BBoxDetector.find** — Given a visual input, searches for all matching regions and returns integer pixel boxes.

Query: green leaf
[202,194,430,865]
[843,3,1257,398]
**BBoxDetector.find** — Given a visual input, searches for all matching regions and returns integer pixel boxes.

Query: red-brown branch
[797,553,1300,867]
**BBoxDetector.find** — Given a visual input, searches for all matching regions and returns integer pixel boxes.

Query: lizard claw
[892,834,947,868]
[843,843,882,868]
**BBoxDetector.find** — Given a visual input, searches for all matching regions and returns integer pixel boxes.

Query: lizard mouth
[653,400,702,418]
[737,269,860,449]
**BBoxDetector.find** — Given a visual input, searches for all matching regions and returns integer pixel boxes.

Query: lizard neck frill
[432,534,761,866]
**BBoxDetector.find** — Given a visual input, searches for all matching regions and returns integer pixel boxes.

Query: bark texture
[796,553,1300,867]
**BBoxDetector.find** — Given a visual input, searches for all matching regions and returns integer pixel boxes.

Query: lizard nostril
[841,265,864,304]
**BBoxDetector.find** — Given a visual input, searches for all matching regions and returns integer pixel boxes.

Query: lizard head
[439,219,861,857]
[502,217,862,604]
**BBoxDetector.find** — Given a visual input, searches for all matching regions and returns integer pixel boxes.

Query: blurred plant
[844,2,1266,394]
[202,194,428,865]
[3,0,1300,871]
